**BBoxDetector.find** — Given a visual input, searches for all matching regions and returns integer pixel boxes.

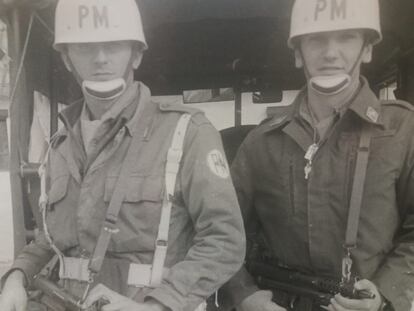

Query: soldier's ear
[362,43,373,64]
[294,48,304,68]
[132,50,144,70]
[60,51,72,72]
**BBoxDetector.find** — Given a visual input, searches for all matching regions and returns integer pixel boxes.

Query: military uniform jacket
[9,83,245,311]
[227,78,414,311]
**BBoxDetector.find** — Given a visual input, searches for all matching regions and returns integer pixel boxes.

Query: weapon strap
[88,121,141,276]
[345,124,373,248]
[342,123,373,281]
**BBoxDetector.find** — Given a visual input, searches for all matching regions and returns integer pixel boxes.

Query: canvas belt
[59,257,90,282]
[58,260,171,287]
[127,264,170,287]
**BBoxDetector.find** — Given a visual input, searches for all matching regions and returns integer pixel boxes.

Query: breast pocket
[46,174,79,249]
[104,174,164,253]
[370,129,398,163]
[48,174,70,208]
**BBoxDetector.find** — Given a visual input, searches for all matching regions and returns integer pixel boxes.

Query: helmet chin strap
[302,40,367,96]
[82,79,126,101]
[309,74,351,95]
[67,54,136,101]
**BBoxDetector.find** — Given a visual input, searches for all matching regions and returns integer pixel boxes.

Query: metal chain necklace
[303,98,340,179]
[304,100,320,180]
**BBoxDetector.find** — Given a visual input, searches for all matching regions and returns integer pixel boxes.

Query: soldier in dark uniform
[223,0,414,311]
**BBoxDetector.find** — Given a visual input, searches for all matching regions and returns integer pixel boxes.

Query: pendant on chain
[304,143,319,179]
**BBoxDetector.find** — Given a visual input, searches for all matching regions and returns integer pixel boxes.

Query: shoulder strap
[158,101,202,115]
[381,99,414,111]
[150,113,192,286]
[345,125,373,248]
[342,124,373,280]
[88,122,144,276]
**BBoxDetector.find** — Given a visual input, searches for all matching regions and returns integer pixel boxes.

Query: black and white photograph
[0,0,413,310]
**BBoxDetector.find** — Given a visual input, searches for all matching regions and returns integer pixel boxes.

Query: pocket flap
[48,175,69,204]
[372,129,396,138]
[104,174,163,203]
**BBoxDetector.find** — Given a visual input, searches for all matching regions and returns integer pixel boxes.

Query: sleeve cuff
[218,267,260,309]
[146,285,205,311]
[6,243,54,288]
[1,268,28,291]
[373,267,411,311]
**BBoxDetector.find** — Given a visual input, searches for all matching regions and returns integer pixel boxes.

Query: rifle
[247,261,375,308]
[32,275,109,311]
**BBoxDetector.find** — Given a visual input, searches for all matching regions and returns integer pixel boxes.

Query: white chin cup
[82,78,126,100]
[309,74,351,95]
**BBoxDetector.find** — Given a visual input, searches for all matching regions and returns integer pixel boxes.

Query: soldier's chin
[82,78,126,100]
[309,74,351,95]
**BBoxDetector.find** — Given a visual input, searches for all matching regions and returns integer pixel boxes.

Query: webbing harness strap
[150,113,191,286]
[345,125,373,247]
[342,124,373,281]
[89,113,191,287]
[88,122,142,277]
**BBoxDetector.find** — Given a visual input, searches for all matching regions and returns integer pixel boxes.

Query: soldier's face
[63,41,142,83]
[294,30,372,78]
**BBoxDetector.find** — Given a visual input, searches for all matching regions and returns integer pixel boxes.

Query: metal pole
[50,57,58,137]
[234,87,242,127]
[8,8,28,255]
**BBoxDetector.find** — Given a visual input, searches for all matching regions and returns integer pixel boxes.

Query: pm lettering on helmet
[314,0,346,21]
[288,0,382,48]
[78,5,109,29]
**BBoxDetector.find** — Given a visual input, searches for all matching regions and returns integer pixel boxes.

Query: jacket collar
[58,82,154,135]
[262,89,304,133]
[124,82,154,137]
[263,76,384,133]
[59,98,83,130]
[346,77,384,127]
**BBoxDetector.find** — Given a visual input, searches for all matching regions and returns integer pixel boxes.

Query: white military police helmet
[288,0,382,48]
[53,0,148,51]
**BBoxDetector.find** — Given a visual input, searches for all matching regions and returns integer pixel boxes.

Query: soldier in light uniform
[222,0,414,311]
[0,0,245,310]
